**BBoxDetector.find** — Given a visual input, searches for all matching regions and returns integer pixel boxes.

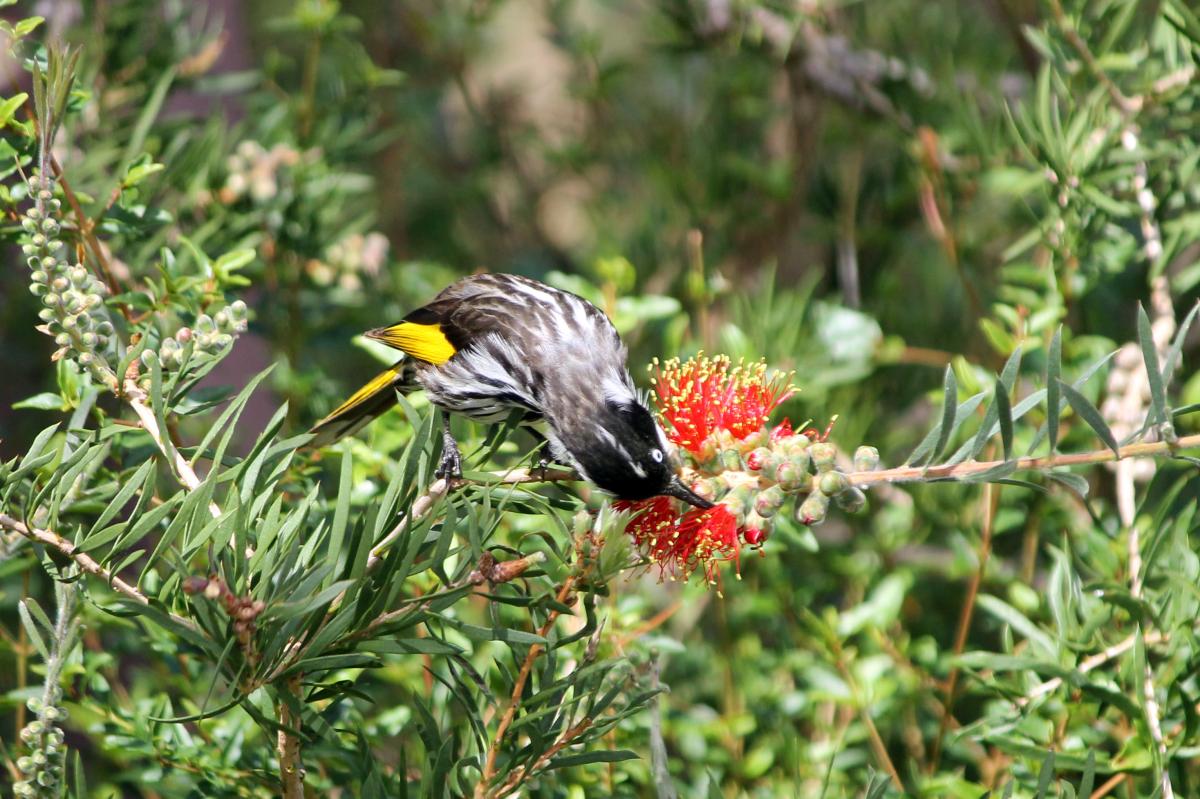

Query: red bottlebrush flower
[616,499,742,587]
[652,355,794,454]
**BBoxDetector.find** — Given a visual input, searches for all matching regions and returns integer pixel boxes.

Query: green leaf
[1046,326,1062,454]
[18,599,51,661]
[976,594,1058,659]
[1137,303,1168,428]
[0,92,27,126]
[547,750,640,769]
[1058,379,1120,459]
[995,378,1013,461]
[927,366,958,466]
[12,392,68,411]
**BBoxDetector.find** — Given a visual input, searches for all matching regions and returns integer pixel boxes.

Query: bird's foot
[436,435,463,481]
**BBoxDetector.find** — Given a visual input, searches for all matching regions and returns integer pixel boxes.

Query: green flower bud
[36,771,57,788]
[16,756,34,773]
[214,333,234,349]
[835,487,867,513]
[29,232,46,246]
[141,350,159,367]
[196,314,215,333]
[55,333,71,347]
[26,207,41,220]
[47,239,63,252]
[719,448,742,472]
[14,781,35,798]
[78,352,94,365]
[41,218,60,235]
[81,332,98,348]
[41,257,58,271]
[96,321,115,336]
[214,309,230,328]
[37,308,56,322]
[37,189,54,201]
[745,447,772,472]
[809,442,837,471]
[29,283,47,297]
[774,461,806,492]
[753,484,786,517]
[31,750,47,766]
[853,445,880,472]
[69,265,88,283]
[818,471,849,496]
[797,491,830,525]
[43,292,61,308]
[230,299,248,316]
[22,243,37,256]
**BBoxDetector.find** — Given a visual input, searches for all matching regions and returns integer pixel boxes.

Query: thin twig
[1018,630,1168,707]
[1046,0,1141,116]
[123,378,223,522]
[485,719,593,799]
[0,512,195,631]
[931,481,1000,773]
[365,466,578,572]
[846,433,1200,489]
[829,633,904,792]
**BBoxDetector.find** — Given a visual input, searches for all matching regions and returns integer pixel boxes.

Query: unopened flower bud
[719,448,742,472]
[26,697,43,714]
[754,484,785,517]
[41,218,60,234]
[774,461,806,492]
[30,233,46,247]
[43,292,61,308]
[745,447,772,472]
[140,350,159,368]
[853,445,880,472]
[41,257,57,271]
[835,487,867,513]
[37,308,55,322]
[742,511,772,546]
[26,207,42,220]
[797,492,830,525]
[55,333,70,347]
[16,755,34,773]
[68,265,87,283]
[818,471,849,496]
[176,327,193,343]
[196,314,215,333]
[809,442,837,471]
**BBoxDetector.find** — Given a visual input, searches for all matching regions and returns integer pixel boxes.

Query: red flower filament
[652,355,794,454]
[618,499,742,586]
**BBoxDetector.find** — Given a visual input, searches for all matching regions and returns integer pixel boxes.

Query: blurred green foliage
[2,0,1200,797]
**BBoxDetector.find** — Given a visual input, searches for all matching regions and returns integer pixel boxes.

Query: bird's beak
[662,475,715,510]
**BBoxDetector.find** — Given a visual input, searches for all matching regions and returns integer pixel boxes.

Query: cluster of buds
[21,173,119,393]
[13,688,68,798]
[145,301,249,374]
[307,231,390,291]
[466,550,547,586]
[183,575,266,658]
[219,140,301,204]
[618,354,881,588]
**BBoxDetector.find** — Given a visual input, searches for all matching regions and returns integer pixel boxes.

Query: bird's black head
[568,397,713,509]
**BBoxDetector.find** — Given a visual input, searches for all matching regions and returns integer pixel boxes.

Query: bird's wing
[364,274,532,364]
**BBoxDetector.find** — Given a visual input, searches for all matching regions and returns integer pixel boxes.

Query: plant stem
[477,573,580,796]
[845,433,1200,489]
[277,675,305,799]
[0,512,195,630]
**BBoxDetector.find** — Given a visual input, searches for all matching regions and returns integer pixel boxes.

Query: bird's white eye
[649,448,664,463]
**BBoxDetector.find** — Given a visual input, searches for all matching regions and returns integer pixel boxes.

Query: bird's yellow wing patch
[367,322,457,364]
[314,366,403,431]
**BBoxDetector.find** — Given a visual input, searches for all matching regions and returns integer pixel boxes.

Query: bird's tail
[308,360,416,447]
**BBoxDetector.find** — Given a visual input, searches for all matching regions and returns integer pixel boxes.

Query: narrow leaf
[1137,303,1168,427]
[1058,380,1120,458]
[1046,326,1062,454]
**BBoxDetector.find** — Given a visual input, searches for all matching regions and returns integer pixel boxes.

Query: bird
[309,273,713,509]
